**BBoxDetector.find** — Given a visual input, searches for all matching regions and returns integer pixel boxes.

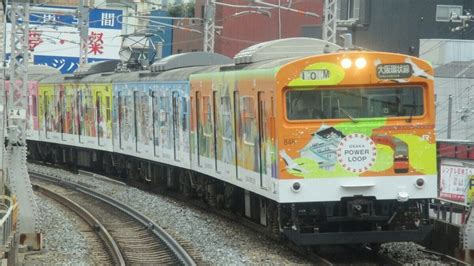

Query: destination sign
[300,69,330,81]
[376,63,412,79]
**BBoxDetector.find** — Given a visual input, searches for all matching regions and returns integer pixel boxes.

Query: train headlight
[415,178,425,188]
[341,58,352,69]
[291,181,302,192]
[355,57,367,69]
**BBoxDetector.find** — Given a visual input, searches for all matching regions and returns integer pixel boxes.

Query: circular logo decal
[337,133,377,173]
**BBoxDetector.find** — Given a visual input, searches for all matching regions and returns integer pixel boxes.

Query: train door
[77,90,83,144]
[233,91,241,181]
[59,90,65,141]
[117,91,123,149]
[43,91,49,139]
[212,91,220,173]
[152,90,159,157]
[96,91,104,146]
[258,91,270,190]
[133,91,139,153]
[172,91,180,162]
[196,91,201,167]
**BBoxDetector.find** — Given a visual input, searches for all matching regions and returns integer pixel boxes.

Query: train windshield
[286,86,424,120]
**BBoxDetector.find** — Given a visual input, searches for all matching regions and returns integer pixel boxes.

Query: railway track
[29,165,469,265]
[30,172,197,266]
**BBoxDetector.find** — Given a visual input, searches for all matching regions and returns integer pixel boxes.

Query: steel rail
[30,171,197,266]
[33,183,125,266]
[418,248,469,265]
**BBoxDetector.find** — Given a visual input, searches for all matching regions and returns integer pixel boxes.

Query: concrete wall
[421,39,474,67]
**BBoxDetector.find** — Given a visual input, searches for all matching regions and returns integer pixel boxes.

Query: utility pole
[203,0,215,52]
[322,0,337,43]
[278,0,281,39]
[447,94,453,139]
[78,0,90,69]
[7,0,41,248]
[0,0,6,194]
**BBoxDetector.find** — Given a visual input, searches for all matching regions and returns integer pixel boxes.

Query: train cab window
[203,96,212,136]
[286,91,324,120]
[241,96,255,145]
[286,86,424,120]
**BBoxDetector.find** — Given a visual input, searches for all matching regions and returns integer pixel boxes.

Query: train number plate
[300,69,330,81]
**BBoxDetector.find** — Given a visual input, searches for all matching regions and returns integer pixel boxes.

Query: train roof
[1,65,60,81]
[233,37,341,65]
[34,38,352,84]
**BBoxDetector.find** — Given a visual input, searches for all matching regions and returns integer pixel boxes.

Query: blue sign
[34,55,110,74]
[29,7,122,30]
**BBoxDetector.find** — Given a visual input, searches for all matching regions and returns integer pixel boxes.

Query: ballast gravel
[23,194,94,265]
[28,163,310,264]
[28,163,449,265]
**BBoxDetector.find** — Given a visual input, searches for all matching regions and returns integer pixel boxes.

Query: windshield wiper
[406,104,415,123]
[406,90,416,123]
[337,99,358,123]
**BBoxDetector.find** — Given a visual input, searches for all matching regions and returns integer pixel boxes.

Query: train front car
[277,51,436,245]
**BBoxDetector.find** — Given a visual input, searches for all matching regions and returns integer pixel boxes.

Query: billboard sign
[6,7,123,73]
[439,160,474,204]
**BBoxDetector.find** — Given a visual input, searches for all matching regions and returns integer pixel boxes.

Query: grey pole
[78,0,90,69]
[278,0,281,39]
[447,94,453,139]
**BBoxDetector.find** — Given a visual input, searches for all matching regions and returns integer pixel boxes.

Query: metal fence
[0,195,15,250]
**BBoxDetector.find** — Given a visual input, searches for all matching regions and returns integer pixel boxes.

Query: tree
[168,1,195,18]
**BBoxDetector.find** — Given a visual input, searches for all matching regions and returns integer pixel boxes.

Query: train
[15,38,437,246]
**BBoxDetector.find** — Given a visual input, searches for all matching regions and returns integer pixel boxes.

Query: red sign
[29,30,43,51]
[88,31,104,55]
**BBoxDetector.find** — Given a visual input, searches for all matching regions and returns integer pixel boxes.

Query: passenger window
[221,96,232,141]
[181,97,188,132]
[203,96,212,136]
[241,96,255,145]
[31,95,37,117]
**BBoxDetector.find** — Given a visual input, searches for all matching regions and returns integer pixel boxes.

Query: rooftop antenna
[341,33,353,49]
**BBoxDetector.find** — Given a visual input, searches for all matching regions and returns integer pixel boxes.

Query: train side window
[221,96,232,141]
[106,96,111,122]
[160,96,169,124]
[241,96,255,145]
[152,92,159,148]
[181,96,188,132]
[31,95,37,117]
[203,96,212,137]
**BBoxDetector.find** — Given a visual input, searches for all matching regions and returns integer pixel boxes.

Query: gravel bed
[28,163,452,265]
[28,163,310,264]
[381,242,449,265]
[23,194,95,265]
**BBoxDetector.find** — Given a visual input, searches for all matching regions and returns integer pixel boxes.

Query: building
[303,0,474,56]
[172,0,323,57]
[433,61,474,141]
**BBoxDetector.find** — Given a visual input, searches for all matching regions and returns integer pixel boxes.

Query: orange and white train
[23,38,437,245]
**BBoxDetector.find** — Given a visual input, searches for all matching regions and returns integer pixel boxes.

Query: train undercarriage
[27,140,432,246]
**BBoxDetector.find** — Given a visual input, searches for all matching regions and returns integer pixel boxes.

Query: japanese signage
[6,7,122,73]
[440,163,474,204]
[300,69,330,81]
[337,133,377,173]
[376,63,412,79]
